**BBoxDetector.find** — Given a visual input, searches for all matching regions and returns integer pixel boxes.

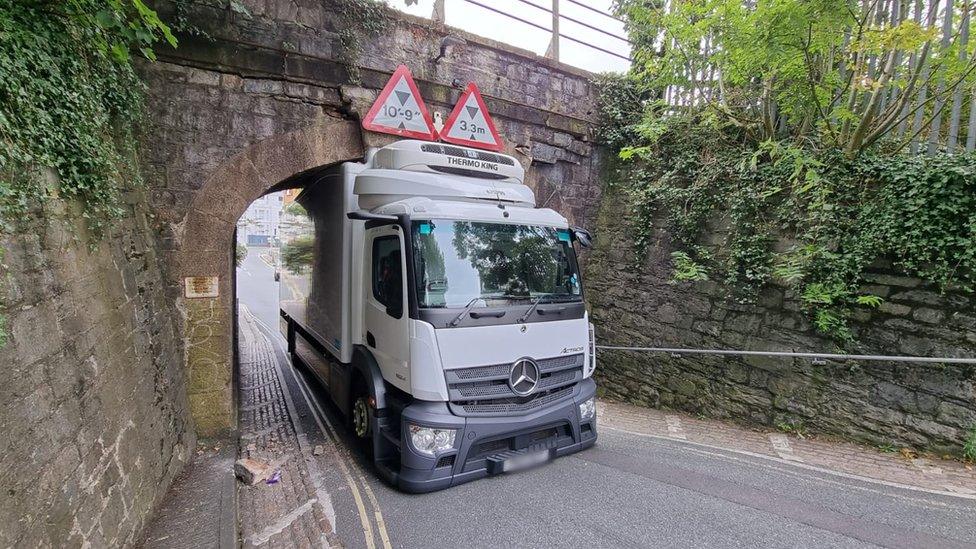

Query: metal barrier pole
[596,345,976,365]
[549,0,560,61]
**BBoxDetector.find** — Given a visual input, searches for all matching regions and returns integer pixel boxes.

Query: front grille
[459,385,574,415]
[445,354,584,417]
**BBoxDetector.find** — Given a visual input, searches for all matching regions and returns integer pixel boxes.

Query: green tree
[235,243,248,267]
[281,236,315,274]
[615,0,976,155]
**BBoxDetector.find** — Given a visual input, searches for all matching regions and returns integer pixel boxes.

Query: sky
[381,0,632,74]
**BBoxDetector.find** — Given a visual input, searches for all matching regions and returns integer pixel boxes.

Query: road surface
[237,246,976,549]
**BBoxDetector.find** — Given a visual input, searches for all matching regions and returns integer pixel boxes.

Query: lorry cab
[280,140,597,492]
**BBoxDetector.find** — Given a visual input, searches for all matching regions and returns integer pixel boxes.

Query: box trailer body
[280,140,596,492]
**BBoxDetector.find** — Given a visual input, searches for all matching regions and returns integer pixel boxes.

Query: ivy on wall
[0,0,176,348]
[597,74,976,341]
[335,0,390,84]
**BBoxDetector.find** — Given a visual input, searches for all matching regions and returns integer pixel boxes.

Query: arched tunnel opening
[231,162,362,427]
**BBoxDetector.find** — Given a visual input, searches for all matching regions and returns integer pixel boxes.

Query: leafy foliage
[0,0,176,235]
[282,236,315,274]
[613,0,976,155]
[283,201,308,218]
[597,81,976,338]
[670,251,709,283]
[965,425,976,463]
[0,1,174,349]
[235,243,248,267]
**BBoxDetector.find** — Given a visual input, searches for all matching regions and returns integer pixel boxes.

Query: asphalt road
[236,247,976,549]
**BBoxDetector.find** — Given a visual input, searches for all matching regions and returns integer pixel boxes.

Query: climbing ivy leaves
[0,1,176,348]
[0,0,176,236]
[596,77,976,340]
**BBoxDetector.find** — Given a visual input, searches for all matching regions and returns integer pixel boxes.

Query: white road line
[768,433,804,463]
[664,415,687,440]
[245,498,318,547]
[601,425,976,505]
[251,313,393,549]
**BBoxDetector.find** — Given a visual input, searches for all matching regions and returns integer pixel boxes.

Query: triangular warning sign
[440,83,504,152]
[362,65,438,140]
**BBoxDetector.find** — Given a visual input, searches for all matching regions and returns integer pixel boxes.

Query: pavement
[139,443,236,549]
[148,247,976,548]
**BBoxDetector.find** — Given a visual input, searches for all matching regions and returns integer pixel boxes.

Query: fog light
[579,397,596,421]
[408,424,457,457]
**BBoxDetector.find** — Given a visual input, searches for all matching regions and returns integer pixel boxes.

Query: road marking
[245,498,317,547]
[358,474,393,549]
[244,307,377,549]
[768,433,804,462]
[288,357,388,549]
[250,312,392,549]
[601,425,976,504]
[664,415,687,440]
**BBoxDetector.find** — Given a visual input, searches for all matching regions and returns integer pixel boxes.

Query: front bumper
[394,378,597,493]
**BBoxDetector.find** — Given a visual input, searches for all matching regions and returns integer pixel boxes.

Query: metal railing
[419,0,633,64]
[597,344,976,365]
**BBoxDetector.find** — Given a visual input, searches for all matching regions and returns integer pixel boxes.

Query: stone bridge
[0,2,604,545]
[146,1,604,435]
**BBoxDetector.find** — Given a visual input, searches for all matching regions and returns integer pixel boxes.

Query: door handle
[537,306,566,315]
[470,310,506,319]
[367,331,376,348]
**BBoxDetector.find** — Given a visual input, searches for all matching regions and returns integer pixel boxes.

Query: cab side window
[372,235,403,318]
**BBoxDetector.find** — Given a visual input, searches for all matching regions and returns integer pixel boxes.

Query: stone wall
[588,186,976,455]
[141,0,605,436]
[0,2,607,543]
[0,188,191,547]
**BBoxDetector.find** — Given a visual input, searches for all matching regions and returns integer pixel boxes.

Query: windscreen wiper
[518,294,552,324]
[449,297,484,327]
[518,294,580,323]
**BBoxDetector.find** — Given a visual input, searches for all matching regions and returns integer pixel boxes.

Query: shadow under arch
[175,118,364,437]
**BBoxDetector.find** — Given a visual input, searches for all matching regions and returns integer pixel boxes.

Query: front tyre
[352,395,370,439]
[350,386,374,460]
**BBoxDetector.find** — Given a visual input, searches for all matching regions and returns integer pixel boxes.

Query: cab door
[364,224,411,392]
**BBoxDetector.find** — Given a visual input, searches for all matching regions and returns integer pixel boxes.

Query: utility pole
[545,0,560,61]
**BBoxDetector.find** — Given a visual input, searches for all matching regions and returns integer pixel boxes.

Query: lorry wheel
[351,386,374,460]
[352,395,370,440]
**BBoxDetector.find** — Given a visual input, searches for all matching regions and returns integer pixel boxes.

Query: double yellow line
[250,310,393,549]
[288,356,393,549]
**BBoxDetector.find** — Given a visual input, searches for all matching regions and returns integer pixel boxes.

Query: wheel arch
[350,344,388,411]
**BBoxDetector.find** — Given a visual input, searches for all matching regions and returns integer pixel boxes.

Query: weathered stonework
[141,0,605,437]
[1,3,605,544]
[588,186,976,455]
[0,190,191,547]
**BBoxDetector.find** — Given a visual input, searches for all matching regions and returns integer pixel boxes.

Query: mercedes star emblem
[509,358,540,396]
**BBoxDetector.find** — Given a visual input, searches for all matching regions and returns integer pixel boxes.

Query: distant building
[282,188,301,205]
[237,192,283,247]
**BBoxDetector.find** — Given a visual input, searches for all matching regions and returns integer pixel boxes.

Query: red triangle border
[439,83,505,152]
[361,65,439,141]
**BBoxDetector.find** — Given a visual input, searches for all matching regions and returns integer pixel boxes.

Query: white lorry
[279,139,596,492]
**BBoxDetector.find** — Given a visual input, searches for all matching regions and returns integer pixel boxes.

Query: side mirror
[572,227,594,248]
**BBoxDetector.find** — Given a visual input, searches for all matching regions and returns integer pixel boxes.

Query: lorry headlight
[579,397,596,422]
[407,424,457,456]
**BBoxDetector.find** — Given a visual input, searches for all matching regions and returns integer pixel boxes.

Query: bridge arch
[176,118,364,436]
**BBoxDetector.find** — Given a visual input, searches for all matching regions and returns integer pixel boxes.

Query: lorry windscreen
[411,220,582,309]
